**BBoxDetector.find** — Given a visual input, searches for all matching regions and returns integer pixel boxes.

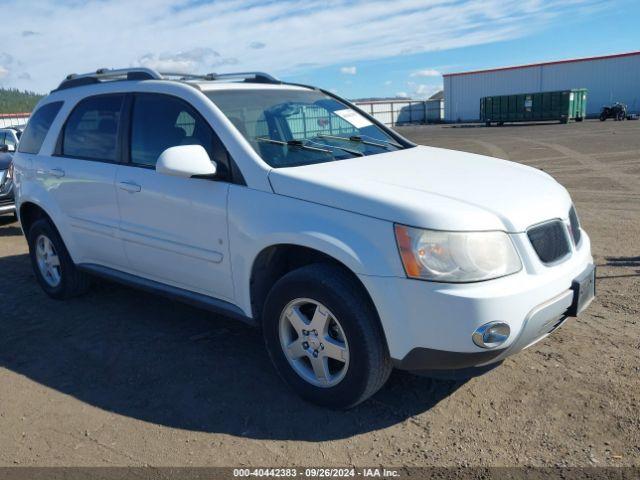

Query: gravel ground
[0,119,638,468]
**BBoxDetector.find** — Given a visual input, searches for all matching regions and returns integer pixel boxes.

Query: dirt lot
[0,119,638,468]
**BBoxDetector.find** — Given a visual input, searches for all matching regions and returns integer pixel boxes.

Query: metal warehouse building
[443,51,640,122]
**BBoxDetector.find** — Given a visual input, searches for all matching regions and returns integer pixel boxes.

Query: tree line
[0,88,43,113]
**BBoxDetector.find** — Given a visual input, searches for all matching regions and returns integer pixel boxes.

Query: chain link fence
[354,99,443,127]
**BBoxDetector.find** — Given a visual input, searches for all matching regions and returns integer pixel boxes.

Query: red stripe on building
[443,51,640,78]
[0,112,31,118]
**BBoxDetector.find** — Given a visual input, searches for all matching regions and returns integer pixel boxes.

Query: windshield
[205,89,407,168]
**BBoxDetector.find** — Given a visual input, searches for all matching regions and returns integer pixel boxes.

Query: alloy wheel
[278,298,350,388]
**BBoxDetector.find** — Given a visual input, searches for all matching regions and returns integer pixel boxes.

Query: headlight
[394,224,522,282]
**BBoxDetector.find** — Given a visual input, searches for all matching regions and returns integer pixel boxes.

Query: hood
[268,145,572,232]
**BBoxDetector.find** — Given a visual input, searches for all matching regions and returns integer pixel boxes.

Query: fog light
[472,322,510,349]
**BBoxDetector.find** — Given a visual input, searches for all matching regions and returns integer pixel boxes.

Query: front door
[115,93,234,302]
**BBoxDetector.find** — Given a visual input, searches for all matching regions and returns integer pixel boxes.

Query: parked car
[0,126,21,218]
[599,102,627,121]
[12,68,595,408]
[0,126,23,153]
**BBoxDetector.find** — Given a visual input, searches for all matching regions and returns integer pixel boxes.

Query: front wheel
[262,263,392,409]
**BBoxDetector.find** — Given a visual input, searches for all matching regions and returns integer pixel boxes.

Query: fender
[227,185,405,317]
[16,194,80,261]
[14,153,80,263]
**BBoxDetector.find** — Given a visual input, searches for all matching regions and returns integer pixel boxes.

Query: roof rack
[204,72,280,84]
[55,68,280,91]
[56,68,162,90]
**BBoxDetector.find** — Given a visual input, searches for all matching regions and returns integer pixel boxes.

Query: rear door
[45,94,127,268]
[115,92,234,301]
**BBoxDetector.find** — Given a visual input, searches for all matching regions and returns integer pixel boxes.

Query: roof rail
[209,72,280,83]
[55,68,280,92]
[158,71,280,84]
[56,67,162,91]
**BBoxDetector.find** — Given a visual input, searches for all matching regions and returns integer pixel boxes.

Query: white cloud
[413,84,442,99]
[0,0,606,92]
[396,92,409,98]
[384,80,392,86]
[137,48,238,73]
[411,69,441,77]
[0,66,8,79]
[340,66,357,75]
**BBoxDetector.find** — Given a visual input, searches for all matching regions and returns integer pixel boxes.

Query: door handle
[48,168,65,178]
[118,181,142,193]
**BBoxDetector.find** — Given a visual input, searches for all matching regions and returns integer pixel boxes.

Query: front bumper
[0,173,14,215]
[359,231,594,372]
[0,198,14,215]
[0,195,15,215]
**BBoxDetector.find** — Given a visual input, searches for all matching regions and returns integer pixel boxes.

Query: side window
[130,94,228,177]
[5,132,17,148]
[62,95,124,161]
[17,101,64,154]
[0,132,5,145]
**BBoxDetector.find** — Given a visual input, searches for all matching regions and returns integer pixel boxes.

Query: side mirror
[155,145,217,179]
[6,144,15,152]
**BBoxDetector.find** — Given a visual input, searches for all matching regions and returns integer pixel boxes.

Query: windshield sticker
[334,109,373,129]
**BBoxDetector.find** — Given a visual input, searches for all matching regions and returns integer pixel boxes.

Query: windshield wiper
[256,137,332,154]
[257,137,364,157]
[306,139,365,157]
[317,134,403,150]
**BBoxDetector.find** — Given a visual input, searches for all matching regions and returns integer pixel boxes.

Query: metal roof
[443,51,640,78]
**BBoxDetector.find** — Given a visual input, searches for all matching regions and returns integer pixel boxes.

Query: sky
[1,0,639,99]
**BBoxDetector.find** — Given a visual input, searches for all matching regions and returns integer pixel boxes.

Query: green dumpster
[480,89,587,126]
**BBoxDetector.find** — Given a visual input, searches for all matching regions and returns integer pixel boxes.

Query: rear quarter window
[17,101,64,154]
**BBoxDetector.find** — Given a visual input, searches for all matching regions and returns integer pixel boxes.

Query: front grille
[528,220,571,264]
[568,206,581,245]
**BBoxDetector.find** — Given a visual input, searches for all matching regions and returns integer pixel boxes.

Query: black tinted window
[131,94,217,167]
[18,102,63,154]
[63,95,123,161]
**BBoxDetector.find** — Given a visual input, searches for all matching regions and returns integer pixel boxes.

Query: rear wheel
[27,218,91,299]
[262,263,392,409]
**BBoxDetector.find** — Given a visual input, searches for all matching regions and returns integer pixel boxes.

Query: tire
[262,263,392,409]
[599,113,607,121]
[617,112,626,121]
[27,218,91,299]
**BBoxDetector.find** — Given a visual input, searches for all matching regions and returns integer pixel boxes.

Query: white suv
[13,68,595,408]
